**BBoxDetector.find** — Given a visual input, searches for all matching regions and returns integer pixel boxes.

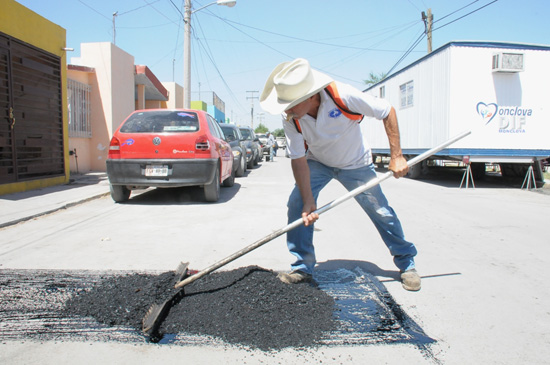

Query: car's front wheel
[204,167,220,202]
[110,184,131,203]
[236,155,246,177]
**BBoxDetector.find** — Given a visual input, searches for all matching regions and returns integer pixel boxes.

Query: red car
[106,109,234,202]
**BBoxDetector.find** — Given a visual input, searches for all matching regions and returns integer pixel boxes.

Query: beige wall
[162,82,184,109]
[71,43,135,171]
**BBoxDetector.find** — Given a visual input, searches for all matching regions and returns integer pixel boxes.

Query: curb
[0,192,110,229]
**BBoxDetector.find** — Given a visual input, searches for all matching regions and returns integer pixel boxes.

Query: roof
[364,40,550,92]
[67,63,169,102]
[67,64,95,73]
[134,65,169,101]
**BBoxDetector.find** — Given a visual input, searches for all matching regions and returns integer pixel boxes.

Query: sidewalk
[0,173,110,229]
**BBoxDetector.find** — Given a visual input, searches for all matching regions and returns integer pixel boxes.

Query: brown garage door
[0,32,64,185]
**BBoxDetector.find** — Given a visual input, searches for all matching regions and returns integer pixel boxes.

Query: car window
[120,111,199,133]
[239,128,251,140]
[220,126,237,141]
[239,128,255,140]
[207,115,224,139]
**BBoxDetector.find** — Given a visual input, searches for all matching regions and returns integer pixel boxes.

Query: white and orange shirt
[283,81,391,169]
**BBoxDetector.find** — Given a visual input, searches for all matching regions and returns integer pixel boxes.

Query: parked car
[276,136,286,150]
[219,123,247,177]
[238,126,262,167]
[256,133,271,159]
[257,133,280,161]
[106,109,234,203]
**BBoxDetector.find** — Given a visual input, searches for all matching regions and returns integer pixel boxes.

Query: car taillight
[108,137,121,159]
[195,135,210,151]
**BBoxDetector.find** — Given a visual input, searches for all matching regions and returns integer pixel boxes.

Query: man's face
[285,96,315,120]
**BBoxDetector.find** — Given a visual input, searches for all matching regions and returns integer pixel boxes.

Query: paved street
[1,152,549,364]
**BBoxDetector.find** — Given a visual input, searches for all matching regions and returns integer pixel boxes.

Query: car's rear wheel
[110,184,131,203]
[223,165,235,187]
[204,167,220,202]
[236,155,245,177]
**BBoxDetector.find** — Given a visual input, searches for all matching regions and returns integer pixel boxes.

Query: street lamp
[183,0,236,109]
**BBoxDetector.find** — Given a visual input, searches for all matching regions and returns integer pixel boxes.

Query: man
[259,58,420,291]
[266,132,276,161]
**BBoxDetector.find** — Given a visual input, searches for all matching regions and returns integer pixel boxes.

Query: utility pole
[246,91,258,130]
[422,8,433,53]
[112,11,118,45]
[183,0,192,108]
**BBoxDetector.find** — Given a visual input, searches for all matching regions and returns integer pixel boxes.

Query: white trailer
[363,41,550,182]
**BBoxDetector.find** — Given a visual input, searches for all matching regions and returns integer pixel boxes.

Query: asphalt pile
[64,266,337,351]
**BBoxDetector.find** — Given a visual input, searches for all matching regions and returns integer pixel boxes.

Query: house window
[379,86,385,98]
[400,80,414,108]
[68,79,91,138]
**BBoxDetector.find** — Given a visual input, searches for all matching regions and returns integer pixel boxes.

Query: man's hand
[301,200,319,226]
[388,155,409,178]
[383,107,408,178]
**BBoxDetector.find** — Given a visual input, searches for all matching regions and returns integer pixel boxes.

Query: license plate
[145,165,168,177]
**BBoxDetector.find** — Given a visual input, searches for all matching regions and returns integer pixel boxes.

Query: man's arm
[383,107,409,178]
[291,157,318,226]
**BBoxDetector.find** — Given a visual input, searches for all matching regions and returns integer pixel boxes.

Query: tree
[364,71,388,86]
[254,123,268,134]
[273,128,285,138]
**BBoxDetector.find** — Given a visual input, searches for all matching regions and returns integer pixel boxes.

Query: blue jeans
[286,160,417,274]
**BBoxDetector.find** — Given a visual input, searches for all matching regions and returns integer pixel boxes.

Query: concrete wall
[162,82,183,109]
[0,0,69,194]
[191,101,207,111]
[208,105,225,123]
[71,43,135,171]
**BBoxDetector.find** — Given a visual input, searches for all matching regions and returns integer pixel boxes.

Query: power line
[385,32,426,76]
[192,17,247,113]
[210,15,419,53]
[433,0,499,32]
[117,0,161,16]
[384,0,500,76]
[77,0,110,21]
[433,0,480,24]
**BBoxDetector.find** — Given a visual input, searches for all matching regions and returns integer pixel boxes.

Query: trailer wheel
[500,163,529,178]
[407,160,429,179]
[471,163,486,180]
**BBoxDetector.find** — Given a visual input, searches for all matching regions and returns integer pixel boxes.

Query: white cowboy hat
[260,58,333,115]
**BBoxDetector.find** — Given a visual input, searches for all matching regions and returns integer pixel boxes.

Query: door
[0,32,64,185]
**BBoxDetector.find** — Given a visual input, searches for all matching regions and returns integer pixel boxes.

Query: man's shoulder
[330,81,361,97]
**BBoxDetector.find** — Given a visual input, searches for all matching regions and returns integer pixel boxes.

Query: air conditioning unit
[492,52,524,73]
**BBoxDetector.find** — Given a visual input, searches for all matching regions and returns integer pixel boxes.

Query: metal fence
[67,79,91,138]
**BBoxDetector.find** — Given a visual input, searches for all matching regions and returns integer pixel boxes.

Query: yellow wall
[0,0,69,195]
[191,101,207,111]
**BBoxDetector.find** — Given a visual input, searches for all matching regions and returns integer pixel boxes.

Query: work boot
[400,269,421,291]
[277,270,313,284]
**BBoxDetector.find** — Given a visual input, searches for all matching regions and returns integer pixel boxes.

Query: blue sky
[16,0,550,130]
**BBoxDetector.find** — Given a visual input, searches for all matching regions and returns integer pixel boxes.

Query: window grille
[399,80,414,108]
[68,79,91,138]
